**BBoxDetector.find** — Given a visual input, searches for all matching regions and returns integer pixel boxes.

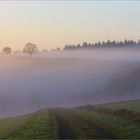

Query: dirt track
[49,108,117,139]
[52,111,75,139]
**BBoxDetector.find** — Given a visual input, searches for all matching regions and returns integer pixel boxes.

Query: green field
[0,99,140,139]
[94,99,140,112]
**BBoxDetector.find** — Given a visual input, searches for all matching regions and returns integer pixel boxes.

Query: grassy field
[94,99,140,112]
[0,99,140,139]
[0,113,33,138]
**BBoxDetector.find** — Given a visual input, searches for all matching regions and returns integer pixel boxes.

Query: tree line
[64,39,140,50]
[2,39,140,57]
[2,42,38,57]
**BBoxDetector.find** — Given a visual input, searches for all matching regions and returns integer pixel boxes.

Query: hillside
[94,99,140,112]
[0,99,140,139]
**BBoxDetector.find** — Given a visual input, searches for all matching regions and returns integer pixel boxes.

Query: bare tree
[23,43,38,57]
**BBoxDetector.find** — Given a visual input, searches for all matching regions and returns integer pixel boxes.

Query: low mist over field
[0,48,140,118]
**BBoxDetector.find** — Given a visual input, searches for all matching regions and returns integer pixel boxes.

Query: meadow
[0,99,140,139]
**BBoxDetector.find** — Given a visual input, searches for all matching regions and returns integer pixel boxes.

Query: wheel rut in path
[49,109,118,139]
[49,109,75,139]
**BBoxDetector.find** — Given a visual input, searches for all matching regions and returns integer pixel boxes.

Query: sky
[0,1,140,51]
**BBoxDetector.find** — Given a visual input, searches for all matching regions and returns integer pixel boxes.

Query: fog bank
[1,48,140,118]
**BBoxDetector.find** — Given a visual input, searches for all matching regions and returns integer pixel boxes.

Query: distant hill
[106,69,140,94]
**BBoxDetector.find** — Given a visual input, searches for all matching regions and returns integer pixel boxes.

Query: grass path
[49,109,75,139]
[0,105,140,139]
[49,108,117,139]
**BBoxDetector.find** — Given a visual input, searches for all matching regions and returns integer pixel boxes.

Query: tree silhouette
[63,39,140,50]
[3,47,12,55]
[23,43,38,57]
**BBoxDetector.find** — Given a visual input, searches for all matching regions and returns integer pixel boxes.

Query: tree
[56,47,60,51]
[138,40,140,45]
[3,47,12,55]
[23,43,38,57]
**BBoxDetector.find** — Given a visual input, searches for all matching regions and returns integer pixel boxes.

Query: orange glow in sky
[0,1,140,50]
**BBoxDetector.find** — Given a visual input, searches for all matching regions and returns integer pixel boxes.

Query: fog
[1,48,140,118]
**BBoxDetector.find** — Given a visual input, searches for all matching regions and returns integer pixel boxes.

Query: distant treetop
[23,43,38,57]
[64,39,140,50]
[3,47,12,55]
